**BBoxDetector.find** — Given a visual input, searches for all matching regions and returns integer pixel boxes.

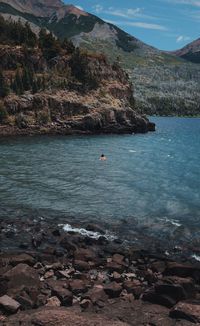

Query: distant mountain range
[173,38,200,64]
[0,0,200,116]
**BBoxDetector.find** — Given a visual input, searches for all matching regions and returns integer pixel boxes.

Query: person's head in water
[100,153,107,160]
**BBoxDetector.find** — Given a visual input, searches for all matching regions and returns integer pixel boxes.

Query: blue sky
[68,0,200,50]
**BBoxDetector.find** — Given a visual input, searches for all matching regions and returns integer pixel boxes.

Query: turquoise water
[0,117,200,250]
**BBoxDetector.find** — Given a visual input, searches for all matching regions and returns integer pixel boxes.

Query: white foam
[129,150,137,153]
[59,223,116,241]
[191,254,200,262]
[164,217,181,227]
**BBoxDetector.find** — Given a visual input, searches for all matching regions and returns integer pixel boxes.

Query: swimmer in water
[99,154,107,161]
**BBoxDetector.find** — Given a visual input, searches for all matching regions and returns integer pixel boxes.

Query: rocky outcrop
[1,86,155,136]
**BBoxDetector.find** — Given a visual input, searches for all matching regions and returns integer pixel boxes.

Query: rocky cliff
[0,28,155,135]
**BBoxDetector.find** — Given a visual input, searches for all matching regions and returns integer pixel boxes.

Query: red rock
[83,286,108,304]
[106,262,124,273]
[9,254,35,267]
[123,280,140,292]
[0,295,20,313]
[142,289,176,308]
[170,302,200,323]
[74,260,90,271]
[164,262,199,278]
[74,248,97,261]
[162,276,195,298]
[151,260,166,273]
[80,299,92,310]
[69,279,87,295]
[44,271,54,279]
[112,254,125,265]
[3,263,40,293]
[52,286,73,306]
[46,296,61,307]
[155,283,187,302]
[104,282,122,298]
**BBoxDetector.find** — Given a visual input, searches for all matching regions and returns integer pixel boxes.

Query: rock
[74,248,97,262]
[112,254,125,266]
[0,295,20,313]
[123,280,140,292]
[60,237,77,252]
[69,279,88,295]
[104,282,122,298]
[106,262,124,273]
[112,272,122,282]
[164,262,200,278]
[86,224,105,234]
[46,296,61,307]
[155,283,187,302]
[83,286,108,304]
[80,299,92,310]
[3,254,35,267]
[74,260,90,271]
[56,270,71,279]
[170,302,200,323]
[44,271,54,279]
[15,292,34,310]
[52,286,73,306]
[52,229,61,237]
[142,289,176,308]
[3,264,40,293]
[162,276,195,298]
[45,263,63,271]
[151,260,166,273]
[6,306,128,325]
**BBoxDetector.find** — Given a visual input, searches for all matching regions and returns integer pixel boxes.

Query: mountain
[1,0,200,116]
[173,38,200,64]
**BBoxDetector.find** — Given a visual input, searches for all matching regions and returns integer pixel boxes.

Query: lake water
[1,117,200,255]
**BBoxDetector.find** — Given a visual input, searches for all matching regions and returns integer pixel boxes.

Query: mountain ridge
[1,0,200,116]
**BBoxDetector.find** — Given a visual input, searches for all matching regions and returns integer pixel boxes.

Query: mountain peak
[1,0,64,16]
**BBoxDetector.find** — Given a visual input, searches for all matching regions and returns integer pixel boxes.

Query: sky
[67,0,200,51]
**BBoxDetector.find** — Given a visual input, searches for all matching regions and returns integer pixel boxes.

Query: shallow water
[0,117,200,251]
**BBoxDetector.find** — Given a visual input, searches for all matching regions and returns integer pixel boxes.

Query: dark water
[1,117,200,255]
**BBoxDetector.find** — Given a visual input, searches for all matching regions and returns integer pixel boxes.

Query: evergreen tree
[32,79,38,94]
[0,71,9,98]
[22,67,32,91]
[12,69,24,95]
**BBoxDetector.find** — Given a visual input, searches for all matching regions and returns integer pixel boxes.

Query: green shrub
[0,102,8,123]
[15,113,29,128]
[37,111,50,125]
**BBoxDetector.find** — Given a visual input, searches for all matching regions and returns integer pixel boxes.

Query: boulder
[106,262,124,273]
[80,299,92,310]
[3,264,40,294]
[0,295,20,313]
[83,286,108,304]
[52,286,73,306]
[69,279,88,295]
[155,283,187,302]
[142,289,176,308]
[112,254,125,266]
[8,254,35,267]
[170,302,200,323]
[164,262,200,278]
[104,282,122,298]
[162,276,195,298]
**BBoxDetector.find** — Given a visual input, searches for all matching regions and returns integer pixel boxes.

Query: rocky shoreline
[0,218,200,325]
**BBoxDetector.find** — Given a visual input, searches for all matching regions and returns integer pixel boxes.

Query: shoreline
[0,217,200,325]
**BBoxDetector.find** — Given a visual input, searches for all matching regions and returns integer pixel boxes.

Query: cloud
[162,0,200,6]
[176,35,191,42]
[93,5,155,20]
[105,20,168,31]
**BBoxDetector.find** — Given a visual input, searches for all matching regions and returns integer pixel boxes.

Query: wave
[59,223,116,241]
[191,254,200,262]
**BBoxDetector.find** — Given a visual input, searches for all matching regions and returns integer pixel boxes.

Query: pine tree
[12,69,24,95]
[0,71,9,98]
[22,67,31,91]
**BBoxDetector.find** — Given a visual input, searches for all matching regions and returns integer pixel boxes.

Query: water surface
[1,117,200,252]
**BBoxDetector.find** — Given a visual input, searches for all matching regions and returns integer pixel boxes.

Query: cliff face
[0,48,155,136]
